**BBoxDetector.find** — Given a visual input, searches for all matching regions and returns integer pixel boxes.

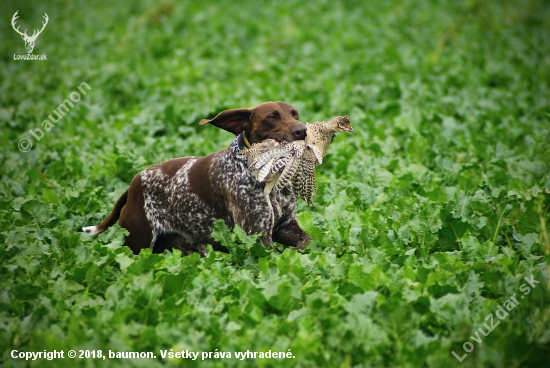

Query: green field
[1,0,549,367]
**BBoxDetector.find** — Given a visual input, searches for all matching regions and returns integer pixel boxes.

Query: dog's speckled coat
[140,137,301,253]
[83,102,312,255]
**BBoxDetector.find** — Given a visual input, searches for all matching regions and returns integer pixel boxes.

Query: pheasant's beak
[348,127,356,135]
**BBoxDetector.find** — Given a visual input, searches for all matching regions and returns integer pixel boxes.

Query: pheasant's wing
[273,149,303,192]
[257,157,276,182]
[237,139,278,162]
[264,171,281,196]
[308,144,323,164]
[252,147,293,169]
[270,154,292,174]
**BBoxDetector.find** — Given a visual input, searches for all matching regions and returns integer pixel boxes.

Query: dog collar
[242,131,252,148]
[232,134,247,156]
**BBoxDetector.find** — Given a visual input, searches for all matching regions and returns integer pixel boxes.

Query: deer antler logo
[11,11,49,54]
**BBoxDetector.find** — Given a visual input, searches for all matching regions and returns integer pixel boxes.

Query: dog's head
[199,102,307,144]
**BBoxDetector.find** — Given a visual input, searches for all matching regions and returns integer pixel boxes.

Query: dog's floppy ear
[199,108,251,135]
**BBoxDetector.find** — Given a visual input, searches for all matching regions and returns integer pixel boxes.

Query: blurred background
[2,0,548,145]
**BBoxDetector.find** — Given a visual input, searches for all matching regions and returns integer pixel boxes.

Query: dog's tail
[82,189,128,236]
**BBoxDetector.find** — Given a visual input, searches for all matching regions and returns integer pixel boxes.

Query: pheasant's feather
[274,149,303,192]
[308,145,323,164]
[237,139,278,162]
[252,148,292,169]
[264,172,281,196]
[271,155,292,174]
[257,157,275,182]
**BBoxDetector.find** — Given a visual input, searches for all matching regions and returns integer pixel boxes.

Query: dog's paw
[294,237,311,251]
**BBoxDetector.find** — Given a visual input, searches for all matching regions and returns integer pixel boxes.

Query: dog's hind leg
[118,174,153,254]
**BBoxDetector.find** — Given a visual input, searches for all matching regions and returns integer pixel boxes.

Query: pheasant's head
[331,116,355,134]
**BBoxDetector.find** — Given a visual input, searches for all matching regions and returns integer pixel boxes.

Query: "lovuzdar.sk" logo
[12,10,48,61]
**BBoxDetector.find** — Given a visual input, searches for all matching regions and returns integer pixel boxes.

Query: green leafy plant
[1,0,549,367]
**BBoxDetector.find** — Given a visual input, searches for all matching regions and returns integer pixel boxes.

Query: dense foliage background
[1,0,549,367]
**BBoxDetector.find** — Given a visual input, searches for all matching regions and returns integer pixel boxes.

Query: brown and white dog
[83,102,312,256]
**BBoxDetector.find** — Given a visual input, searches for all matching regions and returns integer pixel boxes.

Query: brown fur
[85,102,311,255]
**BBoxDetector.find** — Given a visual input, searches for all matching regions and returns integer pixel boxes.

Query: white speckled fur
[140,138,298,250]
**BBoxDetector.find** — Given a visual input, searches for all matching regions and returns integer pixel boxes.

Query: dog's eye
[266,112,279,119]
[291,110,299,118]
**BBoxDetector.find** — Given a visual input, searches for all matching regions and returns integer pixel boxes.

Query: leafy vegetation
[1,0,549,367]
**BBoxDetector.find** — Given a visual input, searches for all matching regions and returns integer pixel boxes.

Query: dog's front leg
[237,212,274,249]
[273,218,312,250]
[229,195,274,249]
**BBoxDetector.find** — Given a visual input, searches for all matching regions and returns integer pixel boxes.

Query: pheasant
[238,116,355,205]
